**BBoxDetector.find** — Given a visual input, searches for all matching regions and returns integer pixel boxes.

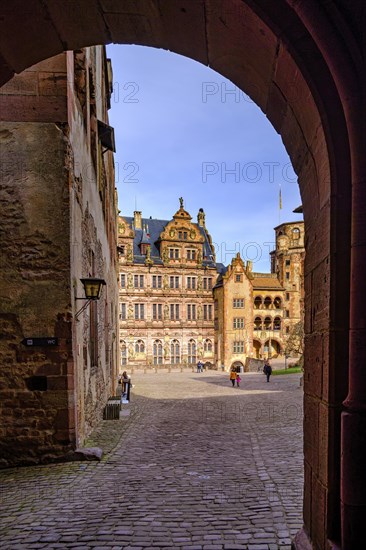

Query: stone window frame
[134,303,145,320]
[170,303,180,320]
[120,303,127,320]
[188,339,197,364]
[170,339,180,364]
[204,338,213,353]
[152,275,162,289]
[203,304,213,320]
[187,276,197,290]
[135,339,145,353]
[187,304,197,321]
[233,341,245,353]
[152,303,163,320]
[134,274,144,288]
[153,340,163,365]
[233,317,245,329]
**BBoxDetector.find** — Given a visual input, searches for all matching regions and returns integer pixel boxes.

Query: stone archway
[1,2,365,549]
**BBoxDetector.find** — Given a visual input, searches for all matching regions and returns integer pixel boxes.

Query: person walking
[230,369,236,387]
[263,362,272,382]
[236,373,241,388]
[121,371,130,393]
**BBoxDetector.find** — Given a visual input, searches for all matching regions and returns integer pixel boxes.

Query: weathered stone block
[304,333,323,399]
[303,394,319,473]
[311,475,326,550]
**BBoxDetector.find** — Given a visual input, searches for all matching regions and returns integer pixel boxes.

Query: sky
[106,44,303,272]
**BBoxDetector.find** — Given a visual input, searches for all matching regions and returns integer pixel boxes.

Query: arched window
[264,296,272,309]
[254,296,262,309]
[170,339,180,364]
[120,340,127,366]
[153,340,163,365]
[254,317,262,331]
[135,339,145,353]
[204,339,213,353]
[264,316,272,330]
[274,296,282,309]
[273,317,281,331]
[188,339,197,364]
[292,227,300,240]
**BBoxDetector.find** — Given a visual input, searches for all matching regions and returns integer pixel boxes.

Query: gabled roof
[251,273,284,290]
[122,216,216,267]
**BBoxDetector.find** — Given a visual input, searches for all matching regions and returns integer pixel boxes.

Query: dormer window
[292,228,300,240]
[178,231,188,240]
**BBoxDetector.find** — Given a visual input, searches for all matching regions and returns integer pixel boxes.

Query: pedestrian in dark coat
[263,362,272,382]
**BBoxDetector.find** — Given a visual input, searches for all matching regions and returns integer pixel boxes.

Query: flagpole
[279,184,282,224]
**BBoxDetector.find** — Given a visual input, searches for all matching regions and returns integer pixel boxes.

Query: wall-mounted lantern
[75,278,106,320]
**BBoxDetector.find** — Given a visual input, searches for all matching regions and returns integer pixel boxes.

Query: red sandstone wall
[0,49,119,466]
[0,122,74,466]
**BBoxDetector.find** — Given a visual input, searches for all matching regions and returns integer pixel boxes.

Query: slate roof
[123,216,217,268]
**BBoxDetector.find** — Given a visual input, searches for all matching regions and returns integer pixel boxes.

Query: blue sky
[107,45,303,272]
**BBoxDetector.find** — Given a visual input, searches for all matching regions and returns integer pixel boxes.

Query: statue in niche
[127,273,133,288]
[162,248,169,264]
[198,275,203,290]
[164,342,169,358]
[163,274,169,289]
[164,304,169,319]
[197,251,202,267]
[198,305,202,320]
[128,304,134,319]
[127,244,133,262]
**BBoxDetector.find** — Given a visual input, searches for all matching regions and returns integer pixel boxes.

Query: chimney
[246,260,253,273]
[134,211,142,230]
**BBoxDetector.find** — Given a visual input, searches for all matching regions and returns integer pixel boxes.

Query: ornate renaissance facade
[118,201,304,372]
[118,200,217,369]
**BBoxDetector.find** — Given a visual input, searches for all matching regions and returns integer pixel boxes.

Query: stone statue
[197,251,202,267]
[127,273,133,288]
[162,248,169,263]
[164,304,169,319]
[198,275,203,290]
[163,274,169,289]
[128,304,134,319]
[127,244,133,262]
[198,305,202,320]
[179,197,184,208]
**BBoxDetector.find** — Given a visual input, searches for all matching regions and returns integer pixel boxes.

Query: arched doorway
[0,3,363,548]
[253,339,262,359]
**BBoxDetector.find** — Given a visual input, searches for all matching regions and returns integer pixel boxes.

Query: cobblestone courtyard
[0,371,303,550]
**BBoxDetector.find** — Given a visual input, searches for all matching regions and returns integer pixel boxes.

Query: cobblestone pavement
[0,371,303,550]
